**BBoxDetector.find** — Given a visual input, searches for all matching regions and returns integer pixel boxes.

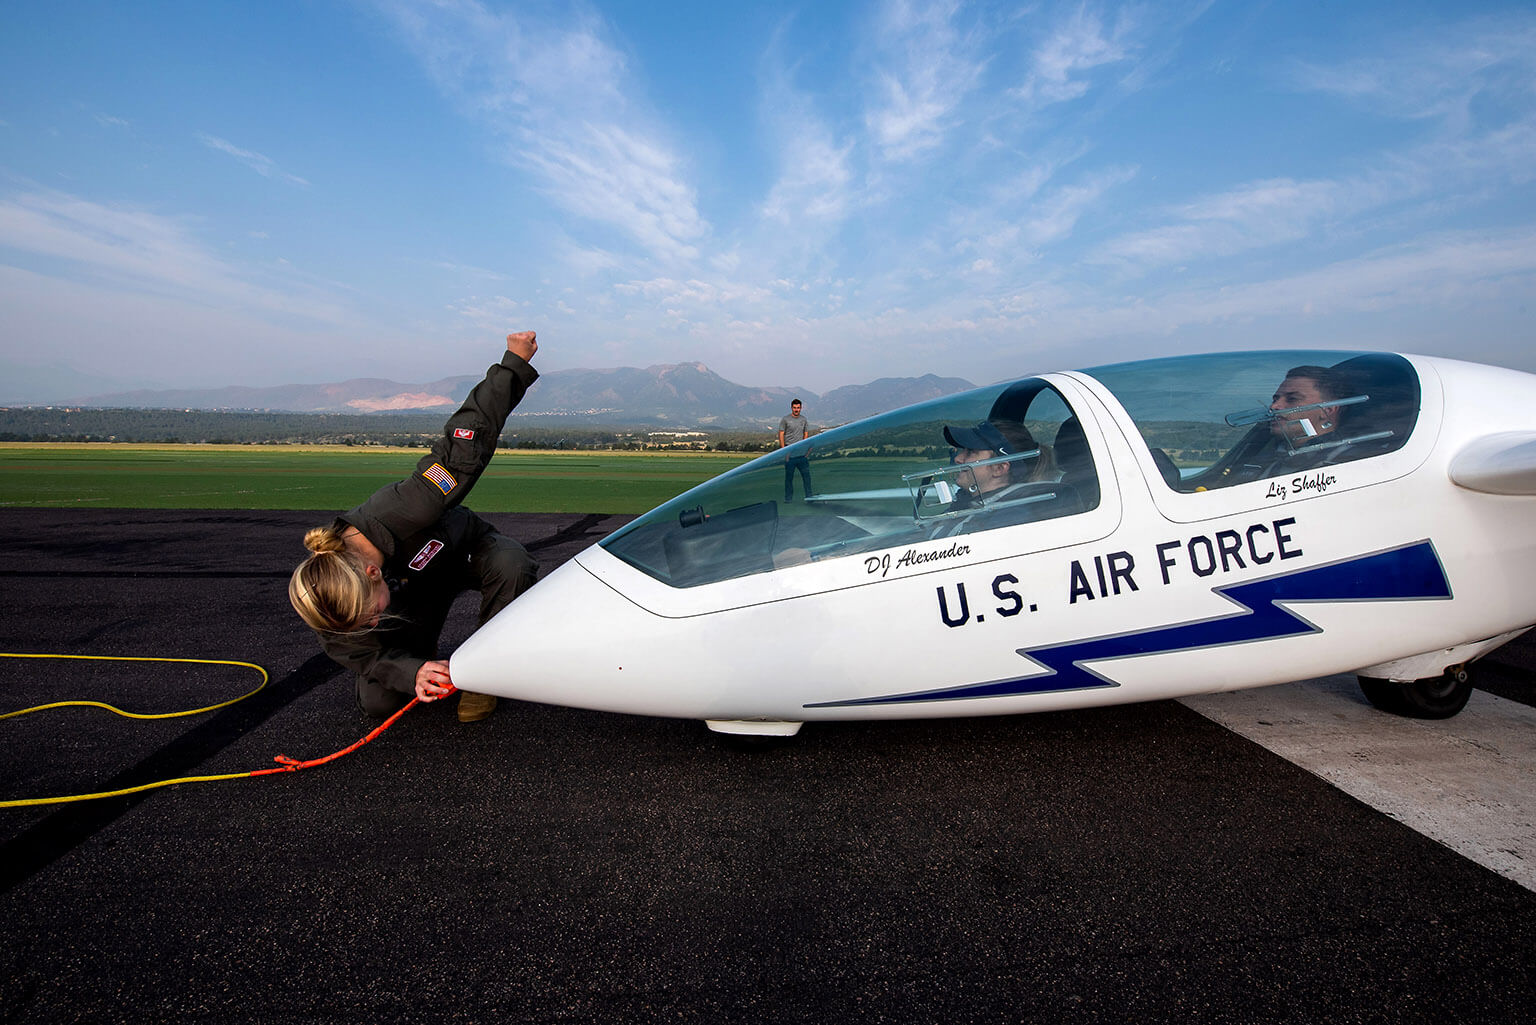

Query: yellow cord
[0,652,271,808]
[0,652,268,721]
[2,771,263,808]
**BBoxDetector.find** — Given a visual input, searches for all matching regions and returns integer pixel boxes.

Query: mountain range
[73,362,978,428]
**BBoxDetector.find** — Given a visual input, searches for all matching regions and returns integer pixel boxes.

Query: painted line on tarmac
[1181,676,1536,893]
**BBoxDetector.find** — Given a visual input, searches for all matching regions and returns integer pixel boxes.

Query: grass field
[0,444,755,513]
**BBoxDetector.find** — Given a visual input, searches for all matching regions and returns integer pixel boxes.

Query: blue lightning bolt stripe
[806,540,1452,709]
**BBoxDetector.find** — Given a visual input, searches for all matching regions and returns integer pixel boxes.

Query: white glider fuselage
[452,351,1536,734]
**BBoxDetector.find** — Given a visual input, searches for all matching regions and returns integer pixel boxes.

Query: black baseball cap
[943,419,1029,454]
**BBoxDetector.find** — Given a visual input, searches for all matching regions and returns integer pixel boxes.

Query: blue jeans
[784,455,812,501]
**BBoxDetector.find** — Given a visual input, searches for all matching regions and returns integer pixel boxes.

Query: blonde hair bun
[291,523,376,633]
[304,524,347,554]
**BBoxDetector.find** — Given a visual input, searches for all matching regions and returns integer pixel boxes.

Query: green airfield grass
[0,444,754,513]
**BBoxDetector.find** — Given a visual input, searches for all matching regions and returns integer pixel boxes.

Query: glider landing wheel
[1357,664,1473,720]
[1357,676,1406,714]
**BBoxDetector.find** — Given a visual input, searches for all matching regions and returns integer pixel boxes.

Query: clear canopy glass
[601,378,1099,587]
[600,350,1422,588]
[1082,349,1419,491]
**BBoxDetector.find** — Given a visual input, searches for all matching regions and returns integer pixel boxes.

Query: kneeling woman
[289,330,541,723]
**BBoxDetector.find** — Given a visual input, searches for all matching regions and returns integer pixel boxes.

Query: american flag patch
[410,539,445,570]
[453,428,475,440]
[423,463,457,494]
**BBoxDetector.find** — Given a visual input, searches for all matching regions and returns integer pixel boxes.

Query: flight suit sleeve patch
[409,539,446,570]
[423,463,458,494]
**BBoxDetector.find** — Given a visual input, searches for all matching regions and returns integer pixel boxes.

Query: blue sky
[1,0,1533,403]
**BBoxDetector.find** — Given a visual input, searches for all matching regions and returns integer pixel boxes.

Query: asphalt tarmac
[2,509,1533,1024]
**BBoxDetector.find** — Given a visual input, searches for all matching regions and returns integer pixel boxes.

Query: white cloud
[612,275,776,311]
[1290,16,1536,125]
[1161,228,1536,323]
[1013,5,1132,106]
[1020,166,1137,246]
[198,134,311,187]
[1095,89,1536,275]
[755,20,860,231]
[449,294,527,335]
[760,112,856,225]
[0,189,344,322]
[972,227,1536,370]
[0,262,374,392]
[521,123,705,261]
[863,0,987,161]
[558,242,623,278]
[1096,176,1353,269]
[370,0,708,265]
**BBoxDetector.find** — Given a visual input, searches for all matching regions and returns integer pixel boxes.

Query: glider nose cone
[451,553,716,721]
[450,557,608,709]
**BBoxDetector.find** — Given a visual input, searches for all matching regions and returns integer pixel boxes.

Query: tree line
[0,408,781,452]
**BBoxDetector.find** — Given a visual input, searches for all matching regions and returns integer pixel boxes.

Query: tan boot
[456,690,498,723]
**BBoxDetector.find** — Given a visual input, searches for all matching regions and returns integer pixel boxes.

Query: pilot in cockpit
[1205,365,1356,488]
[944,419,1054,503]
[1252,365,1351,476]
[1193,359,1410,490]
[920,419,1058,536]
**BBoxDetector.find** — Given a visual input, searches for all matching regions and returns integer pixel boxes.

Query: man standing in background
[778,398,813,501]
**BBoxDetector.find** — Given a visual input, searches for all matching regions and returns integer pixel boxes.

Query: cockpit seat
[1329,353,1419,458]
[1052,416,1100,509]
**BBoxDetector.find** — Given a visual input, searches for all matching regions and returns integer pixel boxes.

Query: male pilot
[1268,366,1345,447]
[1257,365,1349,476]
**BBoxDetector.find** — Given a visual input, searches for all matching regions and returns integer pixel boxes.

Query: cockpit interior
[600,350,1422,588]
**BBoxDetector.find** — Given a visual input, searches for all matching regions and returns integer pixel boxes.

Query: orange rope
[254,688,445,775]
[1,652,453,807]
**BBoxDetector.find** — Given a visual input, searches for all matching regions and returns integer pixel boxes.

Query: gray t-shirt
[779,413,810,446]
